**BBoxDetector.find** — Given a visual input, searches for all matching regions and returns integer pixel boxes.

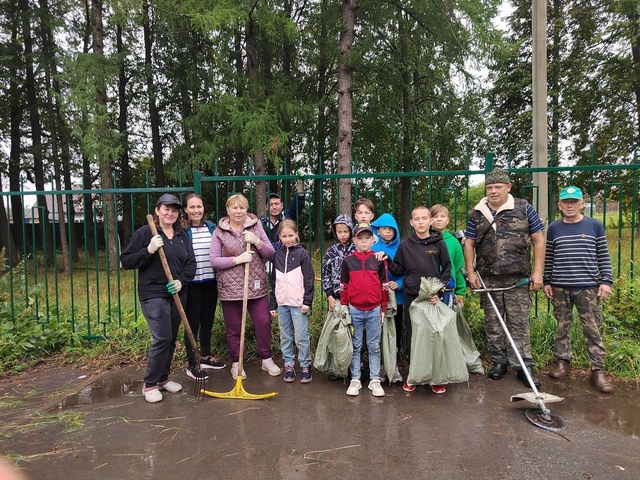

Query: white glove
[166,280,182,294]
[242,230,260,245]
[147,235,163,254]
[236,251,254,264]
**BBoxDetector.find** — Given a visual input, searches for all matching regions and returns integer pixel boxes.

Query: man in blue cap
[543,186,614,393]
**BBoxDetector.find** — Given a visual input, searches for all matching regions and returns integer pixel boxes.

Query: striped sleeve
[463,218,478,240]
[526,204,544,234]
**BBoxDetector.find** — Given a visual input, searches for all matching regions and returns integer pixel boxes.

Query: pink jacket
[210,213,274,301]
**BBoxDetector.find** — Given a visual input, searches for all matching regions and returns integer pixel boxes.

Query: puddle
[54,371,142,410]
[51,366,640,439]
[530,376,640,438]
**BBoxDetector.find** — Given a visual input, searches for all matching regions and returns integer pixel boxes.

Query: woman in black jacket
[121,194,196,403]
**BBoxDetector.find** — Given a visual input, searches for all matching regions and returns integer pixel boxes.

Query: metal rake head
[193,364,206,400]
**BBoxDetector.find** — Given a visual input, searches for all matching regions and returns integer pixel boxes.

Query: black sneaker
[200,356,226,370]
[186,365,209,380]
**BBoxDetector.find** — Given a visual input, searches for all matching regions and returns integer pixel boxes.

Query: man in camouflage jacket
[463,168,546,389]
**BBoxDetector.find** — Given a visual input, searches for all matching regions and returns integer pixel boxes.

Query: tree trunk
[399,12,413,234]
[8,8,26,259]
[39,0,70,274]
[233,28,245,194]
[117,24,133,245]
[143,3,164,187]
[81,0,95,258]
[549,0,562,220]
[246,8,267,216]
[337,0,357,216]
[630,10,640,238]
[91,0,118,272]
[21,0,52,265]
[314,0,330,243]
[0,181,19,268]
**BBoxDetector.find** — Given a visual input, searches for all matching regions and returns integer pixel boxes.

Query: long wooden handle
[236,242,252,375]
[146,214,201,362]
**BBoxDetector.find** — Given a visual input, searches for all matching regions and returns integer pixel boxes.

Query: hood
[371,213,400,250]
[331,214,354,241]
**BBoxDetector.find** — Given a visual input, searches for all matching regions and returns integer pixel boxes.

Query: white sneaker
[261,358,282,376]
[391,366,403,384]
[142,386,163,403]
[346,379,362,396]
[158,380,182,393]
[231,362,247,380]
[368,379,385,397]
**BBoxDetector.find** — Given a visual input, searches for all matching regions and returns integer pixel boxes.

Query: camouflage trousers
[480,274,533,368]
[550,286,605,370]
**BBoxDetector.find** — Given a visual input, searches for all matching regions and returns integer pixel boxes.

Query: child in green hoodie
[430,204,466,308]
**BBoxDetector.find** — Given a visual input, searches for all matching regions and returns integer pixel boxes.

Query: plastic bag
[381,290,398,384]
[454,302,484,374]
[313,304,353,377]
[407,277,469,386]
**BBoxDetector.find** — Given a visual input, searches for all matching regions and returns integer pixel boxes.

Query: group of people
[121,167,615,403]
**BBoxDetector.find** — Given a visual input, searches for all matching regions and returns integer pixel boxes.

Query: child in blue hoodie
[372,213,405,383]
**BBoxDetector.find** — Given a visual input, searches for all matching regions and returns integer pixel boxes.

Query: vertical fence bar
[21,177,29,308]
[67,190,75,331]
[49,180,59,324]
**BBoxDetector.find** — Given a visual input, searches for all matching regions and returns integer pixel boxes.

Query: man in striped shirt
[543,186,614,394]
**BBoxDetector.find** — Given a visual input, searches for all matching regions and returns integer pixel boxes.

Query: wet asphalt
[1,362,639,480]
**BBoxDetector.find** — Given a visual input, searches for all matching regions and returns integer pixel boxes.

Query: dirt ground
[1,360,639,480]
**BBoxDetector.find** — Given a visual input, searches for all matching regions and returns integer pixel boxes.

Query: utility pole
[532,0,549,224]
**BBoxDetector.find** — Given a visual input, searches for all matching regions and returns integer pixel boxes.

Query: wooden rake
[203,243,277,400]
[146,215,206,400]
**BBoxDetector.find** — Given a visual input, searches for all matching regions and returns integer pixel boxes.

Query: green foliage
[464,280,640,379]
[0,263,78,373]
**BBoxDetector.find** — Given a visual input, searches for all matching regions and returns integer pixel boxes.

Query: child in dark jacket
[269,220,315,383]
[322,214,356,312]
[341,223,389,397]
[385,206,451,394]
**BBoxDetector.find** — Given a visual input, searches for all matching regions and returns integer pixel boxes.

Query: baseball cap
[353,223,373,237]
[559,186,583,201]
[156,194,182,209]
[267,193,282,202]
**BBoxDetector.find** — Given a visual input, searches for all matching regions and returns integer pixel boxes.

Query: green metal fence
[1,159,639,339]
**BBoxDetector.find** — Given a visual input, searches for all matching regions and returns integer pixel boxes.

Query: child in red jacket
[341,223,389,397]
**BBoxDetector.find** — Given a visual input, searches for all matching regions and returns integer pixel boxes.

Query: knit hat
[485,168,511,185]
[559,186,583,201]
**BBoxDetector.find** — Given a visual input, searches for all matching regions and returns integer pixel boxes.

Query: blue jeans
[140,294,184,388]
[349,306,382,379]
[278,306,311,367]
